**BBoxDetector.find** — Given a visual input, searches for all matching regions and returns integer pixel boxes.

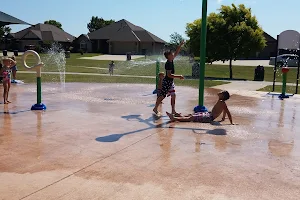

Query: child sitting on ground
[166,90,234,124]
[1,57,16,104]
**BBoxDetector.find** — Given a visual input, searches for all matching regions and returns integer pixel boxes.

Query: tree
[170,32,184,46]
[87,16,115,33]
[0,26,11,43]
[167,32,189,54]
[186,4,266,79]
[44,20,63,30]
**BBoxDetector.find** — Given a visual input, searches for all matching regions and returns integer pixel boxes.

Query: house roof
[0,11,31,26]
[263,32,276,42]
[88,19,165,43]
[13,23,75,42]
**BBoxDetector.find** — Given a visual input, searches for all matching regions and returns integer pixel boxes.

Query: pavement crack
[19,131,158,200]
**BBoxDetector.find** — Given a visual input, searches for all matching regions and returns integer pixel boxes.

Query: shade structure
[0,11,31,26]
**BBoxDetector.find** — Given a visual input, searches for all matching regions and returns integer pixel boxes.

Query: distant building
[5,23,75,51]
[72,34,92,53]
[74,19,166,55]
[248,32,277,59]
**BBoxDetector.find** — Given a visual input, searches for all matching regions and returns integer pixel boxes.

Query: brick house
[75,19,166,55]
[249,32,277,59]
[7,23,75,51]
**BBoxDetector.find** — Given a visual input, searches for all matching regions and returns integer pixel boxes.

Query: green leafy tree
[167,32,189,54]
[170,32,184,45]
[0,26,11,42]
[44,20,63,30]
[186,4,266,79]
[87,16,115,33]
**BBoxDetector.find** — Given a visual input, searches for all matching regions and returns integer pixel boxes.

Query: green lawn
[16,73,226,88]
[16,53,299,83]
[15,53,299,89]
[258,85,298,94]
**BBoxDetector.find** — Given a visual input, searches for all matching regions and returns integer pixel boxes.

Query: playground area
[2,2,300,199]
[1,83,300,200]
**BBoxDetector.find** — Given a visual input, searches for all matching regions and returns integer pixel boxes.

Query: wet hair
[1,56,10,64]
[221,91,230,101]
[164,50,172,59]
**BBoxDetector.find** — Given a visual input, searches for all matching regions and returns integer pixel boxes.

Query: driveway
[213,60,272,67]
[79,54,144,61]
[2,51,24,57]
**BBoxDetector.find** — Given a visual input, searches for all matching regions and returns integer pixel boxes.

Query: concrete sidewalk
[18,71,297,92]
[212,60,272,67]
[79,54,144,61]
[18,71,156,79]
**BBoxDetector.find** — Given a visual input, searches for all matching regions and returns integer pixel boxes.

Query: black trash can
[3,50,7,56]
[65,51,70,58]
[126,52,131,61]
[254,65,265,81]
[80,49,84,55]
[13,50,18,56]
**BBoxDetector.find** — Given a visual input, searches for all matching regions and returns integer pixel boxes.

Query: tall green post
[279,66,290,99]
[37,77,42,104]
[153,60,160,94]
[194,0,208,112]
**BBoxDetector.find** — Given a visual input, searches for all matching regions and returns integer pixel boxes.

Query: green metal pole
[199,0,208,106]
[282,72,287,96]
[155,60,160,90]
[37,77,42,104]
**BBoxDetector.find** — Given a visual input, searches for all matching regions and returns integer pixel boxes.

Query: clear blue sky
[2,0,299,41]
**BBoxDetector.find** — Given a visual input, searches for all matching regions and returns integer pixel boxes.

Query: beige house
[77,19,166,55]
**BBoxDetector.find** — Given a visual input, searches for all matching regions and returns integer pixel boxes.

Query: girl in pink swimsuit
[1,57,16,104]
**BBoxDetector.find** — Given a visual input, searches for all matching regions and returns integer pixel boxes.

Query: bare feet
[172,112,182,117]
[7,100,11,103]
[153,108,161,116]
[166,112,176,122]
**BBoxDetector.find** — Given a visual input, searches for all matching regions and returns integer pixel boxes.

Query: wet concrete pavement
[0,83,300,200]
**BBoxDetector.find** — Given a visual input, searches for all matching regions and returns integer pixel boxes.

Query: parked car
[269,54,299,67]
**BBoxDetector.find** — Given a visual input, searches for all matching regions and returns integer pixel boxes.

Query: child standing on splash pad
[153,41,185,116]
[157,72,172,103]
[109,61,115,76]
[166,91,234,125]
[10,56,18,83]
[1,57,16,104]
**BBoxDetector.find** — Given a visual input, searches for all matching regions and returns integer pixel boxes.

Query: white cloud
[217,0,223,3]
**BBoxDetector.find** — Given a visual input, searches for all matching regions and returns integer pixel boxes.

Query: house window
[80,40,87,49]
